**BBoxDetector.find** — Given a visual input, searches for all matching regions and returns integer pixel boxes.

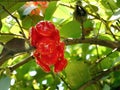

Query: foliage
[0,0,120,90]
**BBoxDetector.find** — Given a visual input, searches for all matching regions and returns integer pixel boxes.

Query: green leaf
[85,5,99,13]
[65,60,91,89]
[0,2,24,19]
[100,0,117,10]
[0,35,14,43]
[109,9,120,21]
[107,0,118,9]
[116,0,120,7]
[22,15,43,30]
[60,0,75,3]
[0,75,11,90]
[44,1,57,20]
[98,34,114,41]
[53,4,73,19]
[83,20,93,28]
[60,20,81,38]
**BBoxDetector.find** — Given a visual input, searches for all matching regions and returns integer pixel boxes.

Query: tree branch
[9,55,33,72]
[64,38,120,51]
[78,64,120,90]
[0,4,27,40]
[0,32,22,37]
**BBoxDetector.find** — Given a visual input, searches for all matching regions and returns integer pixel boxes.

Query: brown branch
[59,2,74,9]
[95,48,118,64]
[64,38,120,51]
[0,32,22,37]
[57,74,72,90]
[0,4,27,40]
[78,64,120,90]
[0,46,34,66]
[9,55,33,72]
[78,69,111,90]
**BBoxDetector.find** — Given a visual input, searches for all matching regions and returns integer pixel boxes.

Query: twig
[106,25,117,41]
[95,45,100,59]
[63,38,120,51]
[0,32,22,37]
[78,64,120,90]
[0,46,34,66]
[0,4,27,40]
[9,55,33,72]
[59,2,120,33]
[78,68,111,90]
[57,74,72,90]
[116,22,120,30]
[95,48,118,64]
[59,3,74,9]
[107,2,114,14]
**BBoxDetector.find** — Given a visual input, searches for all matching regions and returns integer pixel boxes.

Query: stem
[0,32,22,37]
[0,4,27,40]
[9,55,33,72]
[57,74,72,90]
[95,48,118,64]
[107,2,114,14]
[59,3,74,9]
[64,38,120,51]
[79,64,120,90]
[95,45,100,59]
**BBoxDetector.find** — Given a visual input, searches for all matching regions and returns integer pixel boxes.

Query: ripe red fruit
[36,57,50,72]
[30,27,40,47]
[36,38,56,55]
[40,53,58,66]
[54,59,68,73]
[30,21,68,73]
[50,29,60,43]
[57,42,65,58]
[36,21,56,36]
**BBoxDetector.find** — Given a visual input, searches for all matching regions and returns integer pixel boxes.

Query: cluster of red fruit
[30,21,67,73]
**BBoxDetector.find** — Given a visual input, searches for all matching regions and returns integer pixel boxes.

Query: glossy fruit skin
[36,21,56,36]
[54,58,68,73]
[30,21,67,73]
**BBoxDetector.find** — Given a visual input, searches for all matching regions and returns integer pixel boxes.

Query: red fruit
[36,38,56,55]
[57,42,65,58]
[30,27,40,47]
[30,21,67,73]
[33,49,58,66]
[33,50,40,58]
[50,29,60,43]
[40,52,58,66]
[54,58,68,73]
[36,21,56,36]
[36,57,50,73]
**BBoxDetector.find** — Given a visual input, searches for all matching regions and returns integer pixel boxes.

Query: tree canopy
[0,0,120,90]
